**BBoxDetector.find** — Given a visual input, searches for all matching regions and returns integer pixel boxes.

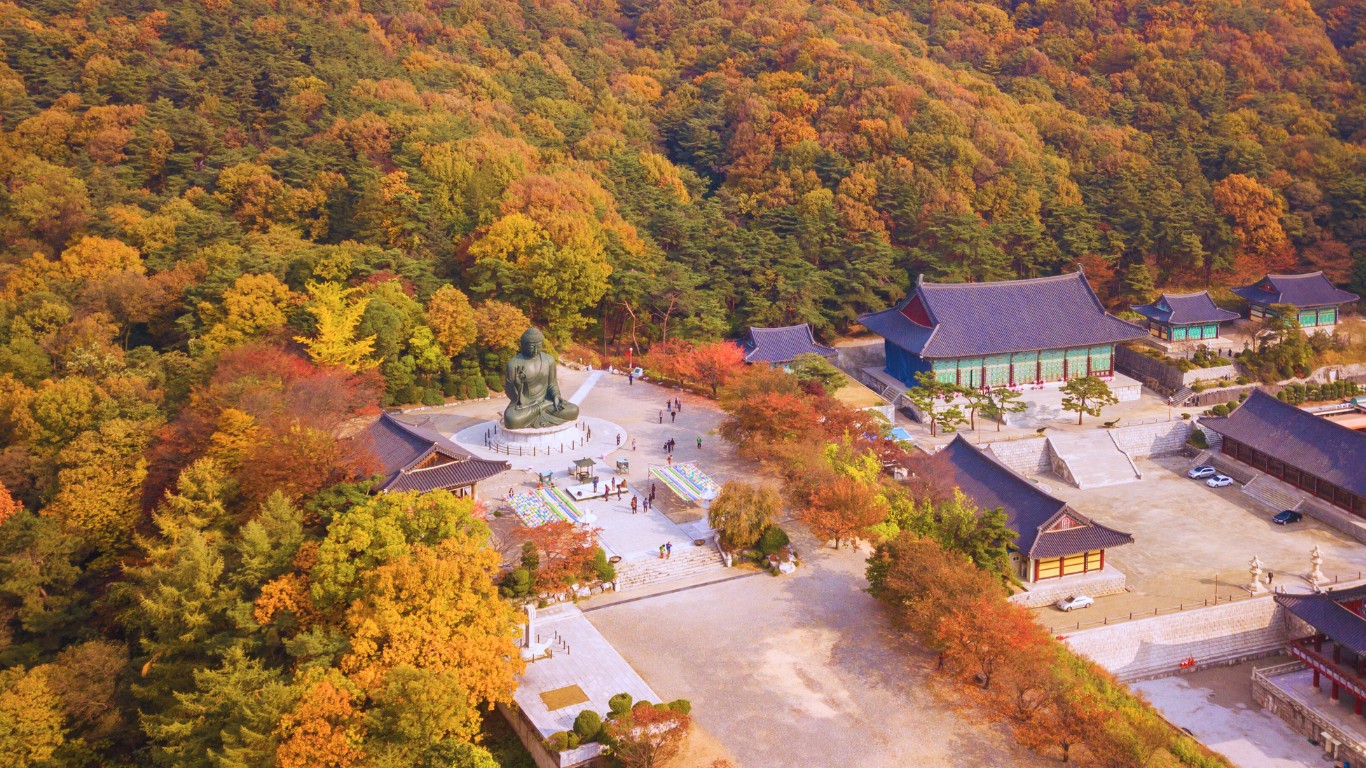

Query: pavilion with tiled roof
[739,323,837,365]
[1201,390,1366,518]
[358,412,510,498]
[940,435,1133,583]
[1232,272,1359,329]
[1131,291,1241,342]
[859,271,1146,389]
[1275,584,1366,717]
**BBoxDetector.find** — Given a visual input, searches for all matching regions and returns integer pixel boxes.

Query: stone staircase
[612,544,726,592]
[1170,385,1195,406]
[1047,431,1142,489]
[1188,450,1211,468]
[1197,424,1223,450]
[1241,474,1305,513]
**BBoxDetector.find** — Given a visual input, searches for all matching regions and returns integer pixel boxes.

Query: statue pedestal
[491,421,586,456]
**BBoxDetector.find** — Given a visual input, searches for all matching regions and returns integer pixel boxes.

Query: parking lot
[1032,455,1365,631]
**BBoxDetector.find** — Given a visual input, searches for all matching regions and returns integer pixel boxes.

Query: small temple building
[739,323,837,366]
[1130,291,1240,342]
[1275,584,1366,719]
[1200,390,1366,519]
[859,271,1146,389]
[1232,271,1359,329]
[358,412,510,498]
[939,435,1133,587]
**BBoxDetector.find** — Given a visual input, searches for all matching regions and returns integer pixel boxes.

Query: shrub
[1236,375,1249,385]
[485,374,503,394]
[592,547,615,583]
[500,567,531,599]
[608,692,633,718]
[1211,404,1230,416]
[545,730,581,752]
[470,375,489,399]
[422,387,445,406]
[1188,429,1208,449]
[756,525,790,557]
[573,710,603,742]
[666,699,692,715]
[1180,412,1191,420]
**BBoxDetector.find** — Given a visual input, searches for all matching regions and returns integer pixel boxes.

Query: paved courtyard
[583,533,1049,768]
[1033,454,1365,632]
[1133,658,1330,768]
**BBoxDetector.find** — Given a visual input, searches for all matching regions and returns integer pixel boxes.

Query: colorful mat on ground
[509,487,587,527]
[650,462,720,502]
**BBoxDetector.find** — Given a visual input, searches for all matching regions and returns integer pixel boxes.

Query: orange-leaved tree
[671,340,745,398]
[938,595,1051,690]
[519,520,602,589]
[604,702,692,768]
[799,475,888,549]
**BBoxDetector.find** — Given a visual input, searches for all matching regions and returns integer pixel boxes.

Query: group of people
[659,397,684,424]
[659,542,673,559]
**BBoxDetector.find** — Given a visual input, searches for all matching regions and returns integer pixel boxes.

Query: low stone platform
[1010,566,1127,608]
[451,415,627,474]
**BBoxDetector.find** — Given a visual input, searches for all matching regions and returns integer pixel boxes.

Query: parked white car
[1206,475,1234,488]
[1056,595,1094,612]
[1187,465,1218,479]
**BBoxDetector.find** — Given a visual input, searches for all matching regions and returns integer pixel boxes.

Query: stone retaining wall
[1062,596,1292,682]
[1010,567,1127,608]
[1115,346,1237,392]
[984,437,1051,475]
[1108,421,1194,457]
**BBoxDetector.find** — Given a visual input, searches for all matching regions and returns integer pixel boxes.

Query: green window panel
[958,357,983,388]
[1040,349,1066,382]
[1012,351,1038,385]
[1299,310,1318,327]
[1203,324,1218,338]
[1172,326,1188,341]
[984,354,1011,387]
[1318,308,1337,325]
[933,359,957,385]
[1065,348,1089,378]
[1089,346,1111,373]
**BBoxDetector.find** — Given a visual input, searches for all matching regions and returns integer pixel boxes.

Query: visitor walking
[659,544,666,559]
[592,477,599,493]
[670,410,676,423]
[650,483,656,501]
[628,373,634,385]
[675,398,681,412]
[631,438,636,451]
[697,435,702,449]
[658,410,663,424]
[631,496,638,514]
[1267,570,1275,587]
[667,454,672,466]
[665,542,672,559]
[615,434,621,447]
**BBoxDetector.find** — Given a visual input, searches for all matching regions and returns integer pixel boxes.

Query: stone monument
[1246,555,1267,594]
[503,327,580,429]
[1308,545,1325,587]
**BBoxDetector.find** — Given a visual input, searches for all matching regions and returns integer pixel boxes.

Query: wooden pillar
[1313,669,1321,688]
[1335,644,1343,663]
[1316,634,1324,652]
[1331,680,1340,702]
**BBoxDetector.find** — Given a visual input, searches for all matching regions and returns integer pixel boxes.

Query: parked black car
[1272,510,1303,525]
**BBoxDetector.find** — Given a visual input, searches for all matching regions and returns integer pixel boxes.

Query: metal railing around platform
[1050,571,1366,633]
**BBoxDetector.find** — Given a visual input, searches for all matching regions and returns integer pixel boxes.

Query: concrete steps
[1047,431,1142,489]
[1197,424,1223,450]
[1242,474,1305,513]
[613,545,725,592]
[1171,386,1195,406]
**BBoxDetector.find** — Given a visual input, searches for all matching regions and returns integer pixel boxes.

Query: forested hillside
[0,0,1361,764]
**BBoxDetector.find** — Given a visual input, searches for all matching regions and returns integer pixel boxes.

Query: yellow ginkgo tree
[295,282,377,371]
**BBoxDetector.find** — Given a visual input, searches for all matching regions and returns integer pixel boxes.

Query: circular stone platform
[451,415,628,475]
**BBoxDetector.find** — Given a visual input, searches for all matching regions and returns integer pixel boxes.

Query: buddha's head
[519,327,545,358]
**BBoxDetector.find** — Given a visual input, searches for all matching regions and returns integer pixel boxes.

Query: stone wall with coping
[1114,345,1239,392]
[1062,595,1293,682]
[1108,421,1194,457]
[983,437,1051,475]
[1009,567,1127,608]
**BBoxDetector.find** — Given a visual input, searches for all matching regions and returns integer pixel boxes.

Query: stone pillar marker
[523,603,537,648]
[1246,555,1267,594]
[1308,545,1325,587]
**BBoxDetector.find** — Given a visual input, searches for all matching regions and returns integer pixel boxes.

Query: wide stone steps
[1242,474,1305,513]
[613,545,725,592]
[1196,423,1223,450]
[1047,431,1142,489]
[1170,386,1195,406]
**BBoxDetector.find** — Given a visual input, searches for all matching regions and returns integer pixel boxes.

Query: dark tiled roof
[358,412,509,492]
[1131,292,1241,326]
[741,324,837,364]
[385,457,511,493]
[1232,272,1360,308]
[859,272,1146,358]
[1201,390,1366,497]
[941,435,1133,559]
[1276,590,1366,655]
